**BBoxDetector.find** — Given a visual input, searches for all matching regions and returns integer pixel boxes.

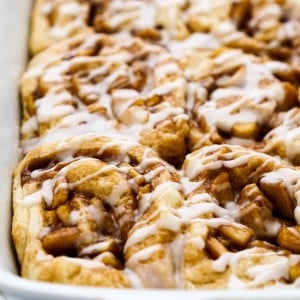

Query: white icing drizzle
[21,117,38,135]
[47,1,87,39]
[69,210,81,225]
[64,257,106,269]
[24,152,142,208]
[180,177,202,196]
[123,268,144,288]
[36,90,76,123]
[22,179,53,207]
[59,2,82,16]
[188,0,232,15]
[213,249,290,288]
[264,220,282,236]
[169,33,219,59]
[139,181,181,215]
[21,0,300,289]
[99,0,156,31]
[22,35,188,155]
[107,181,132,206]
[80,240,113,256]
[126,244,161,265]
[170,233,185,288]
[41,2,53,15]
[250,3,281,30]
[36,250,53,262]
[277,20,300,42]
[125,212,183,250]
[24,130,300,288]
[50,18,84,39]
[37,227,51,239]
[191,49,288,143]
[214,21,247,44]
[188,236,205,250]
[143,166,165,182]
[184,144,277,180]
[264,108,300,161]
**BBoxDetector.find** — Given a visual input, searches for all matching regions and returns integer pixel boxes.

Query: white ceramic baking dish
[1,1,300,299]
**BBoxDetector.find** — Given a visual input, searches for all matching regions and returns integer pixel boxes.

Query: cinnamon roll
[93,0,257,51]
[13,136,181,286]
[122,144,300,288]
[13,0,300,290]
[30,0,92,54]
[213,0,300,63]
[21,33,189,165]
[30,0,211,54]
[29,0,260,55]
[186,48,298,151]
[177,144,300,288]
[15,136,300,287]
[260,108,300,165]
[30,0,300,61]
[245,0,300,60]
[92,0,189,42]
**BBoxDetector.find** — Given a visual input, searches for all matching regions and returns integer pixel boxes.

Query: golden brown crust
[29,0,300,59]
[177,144,300,288]
[184,47,298,152]
[13,136,183,287]
[21,33,190,165]
[14,0,300,290]
[116,144,300,288]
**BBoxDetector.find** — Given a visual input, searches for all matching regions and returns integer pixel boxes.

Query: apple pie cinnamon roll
[15,0,300,290]
[30,0,221,54]
[183,0,265,54]
[93,0,249,41]
[21,33,189,165]
[30,0,92,54]
[187,48,298,151]
[123,144,300,288]
[92,0,189,41]
[260,108,300,165]
[30,0,261,55]
[13,136,300,288]
[212,0,300,62]
[12,136,182,286]
[176,144,300,288]
[246,0,300,60]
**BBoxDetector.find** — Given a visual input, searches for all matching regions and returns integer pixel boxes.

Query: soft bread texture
[21,33,189,165]
[30,0,300,57]
[13,136,182,286]
[125,144,300,288]
[12,137,300,288]
[13,0,300,289]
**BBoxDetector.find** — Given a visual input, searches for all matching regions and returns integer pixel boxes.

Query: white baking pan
[0,0,300,299]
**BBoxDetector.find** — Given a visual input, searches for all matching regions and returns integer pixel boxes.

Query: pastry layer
[22,30,300,166]
[185,47,298,151]
[30,0,300,62]
[21,33,189,165]
[14,0,300,289]
[13,137,300,287]
[30,0,91,54]
[13,135,181,286]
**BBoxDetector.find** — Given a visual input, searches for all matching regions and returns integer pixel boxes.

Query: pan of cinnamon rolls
[12,0,300,289]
